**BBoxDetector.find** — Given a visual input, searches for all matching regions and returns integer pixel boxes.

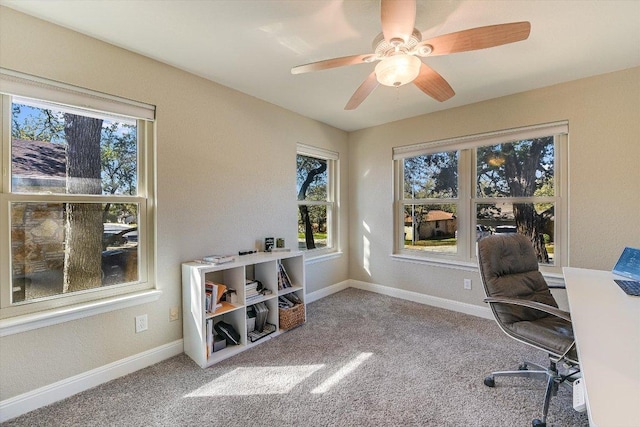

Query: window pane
[11,100,138,195]
[476,137,554,198]
[476,202,555,265]
[297,155,327,201]
[403,204,457,253]
[10,202,139,303]
[297,204,327,250]
[404,151,458,199]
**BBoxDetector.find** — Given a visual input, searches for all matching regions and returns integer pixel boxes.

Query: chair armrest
[484,297,572,322]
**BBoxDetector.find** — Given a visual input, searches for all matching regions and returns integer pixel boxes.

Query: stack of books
[245,279,272,304]
[245,280,262,304]
[196,254,235,265]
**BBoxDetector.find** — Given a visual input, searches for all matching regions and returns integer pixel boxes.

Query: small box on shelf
[213,335,227,352]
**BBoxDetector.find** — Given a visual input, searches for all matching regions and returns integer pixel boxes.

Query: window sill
[304,250,343,265]
[390,253,566,285]
[391,253,478,272]
[0,289,162,337]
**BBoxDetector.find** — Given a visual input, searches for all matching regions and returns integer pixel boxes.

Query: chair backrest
[477,233,558,325]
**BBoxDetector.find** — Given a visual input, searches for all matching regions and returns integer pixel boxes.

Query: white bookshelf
[182,251,305,368]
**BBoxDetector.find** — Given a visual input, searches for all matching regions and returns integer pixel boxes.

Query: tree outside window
[394,123,567,271]
[296,145,337,253]
[476,137,555,263]
[9,99,140,302]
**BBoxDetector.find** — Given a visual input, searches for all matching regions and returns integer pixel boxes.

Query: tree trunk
[297,162,327,250]
[63,114,103,293]
[298,205,316,250]
[503,139,550,262]
[513,203,549,263]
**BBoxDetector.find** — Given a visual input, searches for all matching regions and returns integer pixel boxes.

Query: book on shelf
[206,318,213,357]
[250,302,269,333]
[205,281,227,313]
[278,293,301,309]
[277,261,293,290]
[198,254,236,265]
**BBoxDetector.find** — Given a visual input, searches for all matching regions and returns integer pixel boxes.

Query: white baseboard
[306,279,492,319]
[305,280,350,304]
[325,279,493,320]
[0,339,183,423]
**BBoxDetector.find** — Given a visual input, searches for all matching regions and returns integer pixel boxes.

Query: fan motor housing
[372,29,422,58]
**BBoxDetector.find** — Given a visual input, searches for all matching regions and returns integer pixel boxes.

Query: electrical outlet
[135,314,148,333]
[463,279,472,290]
[169,306,179,322]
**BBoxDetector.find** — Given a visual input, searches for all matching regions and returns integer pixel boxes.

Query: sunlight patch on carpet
[311,352,373,394]
[185,365,324,396]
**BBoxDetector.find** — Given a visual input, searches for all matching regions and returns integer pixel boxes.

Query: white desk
[563,267,640,427]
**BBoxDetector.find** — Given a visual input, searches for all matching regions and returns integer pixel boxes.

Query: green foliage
[12,104,64,142]
[404,238,457,247]
[403,151,458,199]
[476,137,554,198]
[101,122,137,195]
[12,103,137,197]
[297,155,327,201]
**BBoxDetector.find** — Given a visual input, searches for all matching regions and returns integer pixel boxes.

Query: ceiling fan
[291,0,531,110]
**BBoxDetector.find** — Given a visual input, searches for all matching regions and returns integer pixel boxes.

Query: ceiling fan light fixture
[374,54,421,87]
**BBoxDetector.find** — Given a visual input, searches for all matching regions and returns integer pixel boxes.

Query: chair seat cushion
[506,316,578,363]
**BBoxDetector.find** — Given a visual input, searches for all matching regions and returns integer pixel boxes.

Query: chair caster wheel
[532,419,546,427]
[484,376,495,387]
[518,363,528,370]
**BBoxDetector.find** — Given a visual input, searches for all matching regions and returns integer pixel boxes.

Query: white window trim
[0,289,162,337]
[0,68,154,120]
[0,70,157,322]
[393,121,568,274]
[297,143,339,258]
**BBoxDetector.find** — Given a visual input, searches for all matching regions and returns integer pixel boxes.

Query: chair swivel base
[484,361,572,427]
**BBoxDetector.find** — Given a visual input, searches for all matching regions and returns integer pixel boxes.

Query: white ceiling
[2,0,639,132]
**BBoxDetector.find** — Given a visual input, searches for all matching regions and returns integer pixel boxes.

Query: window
[401,150,459,255]
[1,69,156,319]
[296,144,338,254]
[393,122,568,273]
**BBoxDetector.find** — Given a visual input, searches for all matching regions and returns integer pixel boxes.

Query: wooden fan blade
[291,54,374,74]
[381,0,416,44]
[413,63,454,102]
[418,21,531,56]
[345,72,379,110]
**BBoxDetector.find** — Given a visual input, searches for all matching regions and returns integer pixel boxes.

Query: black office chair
[477,233,579,427]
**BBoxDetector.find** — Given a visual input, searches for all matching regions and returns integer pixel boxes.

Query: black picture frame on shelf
[265,237,275,252]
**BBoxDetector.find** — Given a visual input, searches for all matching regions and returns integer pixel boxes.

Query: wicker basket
[279,303,305,330]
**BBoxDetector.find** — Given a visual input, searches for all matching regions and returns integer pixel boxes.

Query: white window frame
[297,143,339,258]
[0,69,158,332]
[393,122,568,275]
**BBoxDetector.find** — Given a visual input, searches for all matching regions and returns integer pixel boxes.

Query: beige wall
[0,7,349,400]
[348,66,640,307]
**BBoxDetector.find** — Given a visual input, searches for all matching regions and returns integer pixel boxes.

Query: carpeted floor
[3,288,589,426]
